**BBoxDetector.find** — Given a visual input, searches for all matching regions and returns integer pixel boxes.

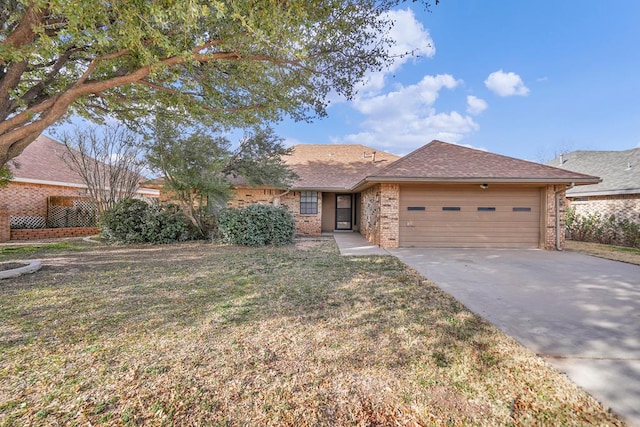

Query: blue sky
[275,0,640,162]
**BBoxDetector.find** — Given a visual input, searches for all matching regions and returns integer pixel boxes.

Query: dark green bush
[100,198,192,244]
[217,204,295,246]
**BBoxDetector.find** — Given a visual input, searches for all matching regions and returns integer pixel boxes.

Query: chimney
[559,154,564,165]
[372,151,376,163]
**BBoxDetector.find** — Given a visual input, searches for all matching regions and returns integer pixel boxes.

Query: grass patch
[566,240,640,265]
[0,241,624,426]
[0,241,88,256]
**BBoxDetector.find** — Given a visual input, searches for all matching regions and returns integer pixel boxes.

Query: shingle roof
[8,134,156,194]
[8,134,86,185]
[547,148,640,196]
[285,144,400,190]
[362,140,600,185]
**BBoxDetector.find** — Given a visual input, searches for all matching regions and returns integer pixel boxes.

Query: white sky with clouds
[276,1,640,162]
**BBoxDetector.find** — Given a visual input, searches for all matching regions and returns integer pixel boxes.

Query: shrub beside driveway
[0,241,624,426]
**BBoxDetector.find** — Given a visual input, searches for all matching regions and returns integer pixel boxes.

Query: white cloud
[484,70,530,97]
[354,74,458,116]
[333,74,479,153]
[358,8,435,95]
[466,95,488,115]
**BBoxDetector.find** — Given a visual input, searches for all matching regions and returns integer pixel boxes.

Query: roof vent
[559,154,564,165]
[363,151,377,163]
[626,161,632,171]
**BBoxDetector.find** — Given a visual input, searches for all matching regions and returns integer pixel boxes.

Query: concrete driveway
[388,247,640,426]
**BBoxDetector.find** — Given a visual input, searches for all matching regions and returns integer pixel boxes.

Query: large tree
[147,119,296,234]
[0,0,437,167]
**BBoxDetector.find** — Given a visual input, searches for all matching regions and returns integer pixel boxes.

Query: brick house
[0,135,159,242]
[547,148,640,222]
[187,140,598,250]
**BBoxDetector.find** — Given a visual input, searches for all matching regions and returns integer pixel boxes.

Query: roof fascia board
[358,176,601,185]
[12,177,88,189]
[12,177,159,196]
[568,188,640,197]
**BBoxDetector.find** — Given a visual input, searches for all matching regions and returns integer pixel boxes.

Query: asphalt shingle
[285,144,399,190]
[547,148,640,196]
[370,140,600,183]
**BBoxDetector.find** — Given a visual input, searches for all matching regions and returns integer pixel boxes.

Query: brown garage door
[399,185,541,248]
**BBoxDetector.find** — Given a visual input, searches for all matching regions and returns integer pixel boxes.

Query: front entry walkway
[330,232,389,256]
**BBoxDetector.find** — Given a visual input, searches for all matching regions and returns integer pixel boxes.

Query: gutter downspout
[554,183,575,251]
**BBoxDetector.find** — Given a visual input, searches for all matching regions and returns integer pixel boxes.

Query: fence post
[0,206,9,242]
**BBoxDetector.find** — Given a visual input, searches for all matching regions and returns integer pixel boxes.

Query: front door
[335,194,352,230]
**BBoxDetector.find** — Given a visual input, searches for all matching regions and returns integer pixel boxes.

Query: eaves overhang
[11,177,160,196]
[567,188,640,198]
[351,175,601,192]
[290,186,354,193]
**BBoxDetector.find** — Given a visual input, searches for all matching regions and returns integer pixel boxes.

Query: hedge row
[566,207,640,248]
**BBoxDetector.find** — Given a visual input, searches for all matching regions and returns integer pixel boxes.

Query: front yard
[0,240,624,426]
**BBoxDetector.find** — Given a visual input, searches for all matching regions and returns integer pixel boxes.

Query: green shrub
[217,204,295,246]
[619,218,640,248]
[100,199,192,244]
[566,206,640,248]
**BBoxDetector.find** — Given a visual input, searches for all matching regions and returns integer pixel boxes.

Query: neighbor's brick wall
[0,206,9,242]
[227,187,322,236]
[0,181,86,219]
[568,194,640,222]
[10,227,99,241]
[0,181,89,242]
[360,184,381,246]
[543,185,566,250]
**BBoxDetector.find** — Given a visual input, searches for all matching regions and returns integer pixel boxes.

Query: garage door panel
[404,212,538,221]
[400,185,541,248]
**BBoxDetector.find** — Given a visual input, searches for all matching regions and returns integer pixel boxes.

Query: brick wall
[568,193,640,222]
[0,181,87,220]
[360,184,381,245]
[0,206,9,242]
[0,181,93,242]
[10,227,99,241]
[226,187,322,236]
[379,183,400,248]
[543,185,566,250]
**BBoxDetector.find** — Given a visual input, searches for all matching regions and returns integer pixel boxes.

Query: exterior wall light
[480,183,489,189]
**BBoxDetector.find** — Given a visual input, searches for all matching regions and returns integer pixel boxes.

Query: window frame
[300,191,318,215]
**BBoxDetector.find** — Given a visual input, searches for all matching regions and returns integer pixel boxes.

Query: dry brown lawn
[0,240,625,426]
[566,240,640,265]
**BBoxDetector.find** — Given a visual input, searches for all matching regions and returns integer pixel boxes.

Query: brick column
[0,206,9,242]
[379,183,400,248]
[543,185,566,250]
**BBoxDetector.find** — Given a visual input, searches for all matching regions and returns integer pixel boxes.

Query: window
[512,207,532,212]
[300,191,318,214]
[407,206,426,211]
[477,207,496,212]
[442,207,461,211]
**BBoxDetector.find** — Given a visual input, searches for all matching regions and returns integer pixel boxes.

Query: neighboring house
[0,134,159,242]
[162,140,598,250]
[547,148,640,221]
